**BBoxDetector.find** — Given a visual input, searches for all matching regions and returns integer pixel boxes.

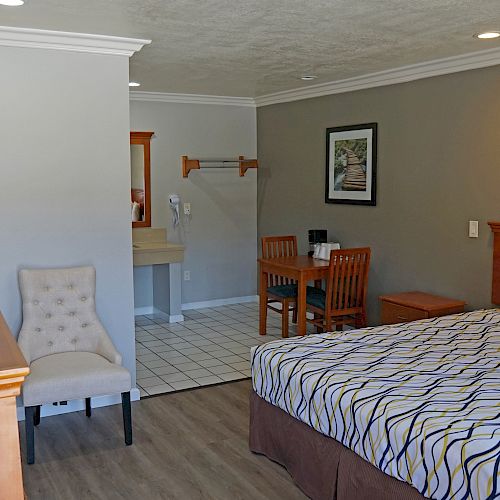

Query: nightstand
[379,291,466,325]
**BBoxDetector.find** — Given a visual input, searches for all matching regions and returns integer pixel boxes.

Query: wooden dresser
[0,312,29,500]
[379,292,466,325]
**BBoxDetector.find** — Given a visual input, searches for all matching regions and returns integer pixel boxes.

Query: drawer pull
[396,315,408,320]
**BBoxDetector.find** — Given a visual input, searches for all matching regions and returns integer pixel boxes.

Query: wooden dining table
[258,255,330,336]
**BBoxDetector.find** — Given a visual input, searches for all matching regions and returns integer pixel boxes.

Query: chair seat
[267,284,297,299]
[22,352,131,407]
[306,286,326,310]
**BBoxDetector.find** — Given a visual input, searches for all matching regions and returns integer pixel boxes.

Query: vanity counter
[133,241,184,266]
[132,227,185,322]
[132,228,184,266]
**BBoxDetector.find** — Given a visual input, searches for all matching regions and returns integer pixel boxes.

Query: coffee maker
[308,229,327,256]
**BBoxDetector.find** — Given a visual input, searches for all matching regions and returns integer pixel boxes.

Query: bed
[249,309,500,500]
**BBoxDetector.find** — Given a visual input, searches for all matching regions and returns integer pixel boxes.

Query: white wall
[130,101,257,307]
[0,46,136,385]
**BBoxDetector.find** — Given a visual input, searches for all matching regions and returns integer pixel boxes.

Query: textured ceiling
[2,0,500,97]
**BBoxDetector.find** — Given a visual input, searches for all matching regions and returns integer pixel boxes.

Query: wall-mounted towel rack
[182,155,258,178]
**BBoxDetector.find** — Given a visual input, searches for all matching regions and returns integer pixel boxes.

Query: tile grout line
[135,302,312,396]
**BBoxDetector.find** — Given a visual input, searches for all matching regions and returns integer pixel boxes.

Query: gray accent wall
[0,46,136,384]
[130,101,257,306]
[257,66,500,324]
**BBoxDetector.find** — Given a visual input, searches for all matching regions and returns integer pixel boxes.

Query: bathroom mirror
[130,131,153,228]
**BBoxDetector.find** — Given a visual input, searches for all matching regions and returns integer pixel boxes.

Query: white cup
[318,244,328,260]
[313,243,322,259]
[315,242,341,260]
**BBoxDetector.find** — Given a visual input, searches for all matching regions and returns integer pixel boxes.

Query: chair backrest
[17,266,108,363]
[325,248,371,316]
[261,235,297,286]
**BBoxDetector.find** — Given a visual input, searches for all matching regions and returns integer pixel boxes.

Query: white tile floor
[135,301,316,397]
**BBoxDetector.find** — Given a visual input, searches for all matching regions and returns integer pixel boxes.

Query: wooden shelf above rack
[182,155,258,178]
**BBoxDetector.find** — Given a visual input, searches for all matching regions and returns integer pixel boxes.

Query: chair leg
[355,313,367,328]
[85,397,91,418]
[314,313,323,334]
[34,405,41,426]
[121,392,133,446]
[281,299,289,338]
[325,318,333,332]
[25,406,36,465]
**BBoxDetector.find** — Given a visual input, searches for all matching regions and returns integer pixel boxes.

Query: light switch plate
[469,220,479,238]
[183,203,191,215]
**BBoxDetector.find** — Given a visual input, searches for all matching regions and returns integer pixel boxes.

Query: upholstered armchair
[17,266,132,464]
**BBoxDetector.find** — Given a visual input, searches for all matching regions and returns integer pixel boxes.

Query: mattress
[251,309,500,500]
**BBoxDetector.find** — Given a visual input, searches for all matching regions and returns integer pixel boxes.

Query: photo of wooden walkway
[341,149,366,191]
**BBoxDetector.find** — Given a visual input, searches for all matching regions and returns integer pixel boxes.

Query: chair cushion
[22,352,131,407]
[306,286,326,310]
[267,284,297,299]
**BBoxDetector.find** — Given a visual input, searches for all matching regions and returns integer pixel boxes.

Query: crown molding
[129,91,256,107]
[255,47,500,107]
[0,26,150,56]
[132,47,500,108]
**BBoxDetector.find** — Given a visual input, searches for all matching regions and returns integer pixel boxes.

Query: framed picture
[325,123,377,206]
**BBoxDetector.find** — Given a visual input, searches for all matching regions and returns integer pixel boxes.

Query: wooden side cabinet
[0,312,29,500]
[379,291,466,325]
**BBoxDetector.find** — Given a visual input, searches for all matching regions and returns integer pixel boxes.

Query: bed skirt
[249,391,427,500]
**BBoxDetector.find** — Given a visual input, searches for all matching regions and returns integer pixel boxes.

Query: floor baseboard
[134,306,155,315]
[135,296,258,317]
[181,295,258,311]
[134,306,184,322]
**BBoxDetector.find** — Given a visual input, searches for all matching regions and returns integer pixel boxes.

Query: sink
[132,228,185,266]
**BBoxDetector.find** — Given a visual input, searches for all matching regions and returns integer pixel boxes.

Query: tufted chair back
[18,266,112,364]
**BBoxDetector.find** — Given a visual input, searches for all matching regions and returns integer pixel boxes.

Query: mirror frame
[130,131,153,228]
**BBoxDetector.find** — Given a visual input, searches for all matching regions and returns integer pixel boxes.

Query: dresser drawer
[380,302,428,325]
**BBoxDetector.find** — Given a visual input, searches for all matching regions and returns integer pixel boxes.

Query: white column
[168,263,184,322]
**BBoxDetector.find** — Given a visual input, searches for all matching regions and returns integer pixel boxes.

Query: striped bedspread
[251,309,500,500]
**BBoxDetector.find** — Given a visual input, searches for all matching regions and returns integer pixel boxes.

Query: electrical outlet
[183,203,191,215]
[183,270,191,281]
[468,220,479,238]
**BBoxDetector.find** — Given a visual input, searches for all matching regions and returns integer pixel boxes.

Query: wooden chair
[261,235,298,337]
[306,248,371,332]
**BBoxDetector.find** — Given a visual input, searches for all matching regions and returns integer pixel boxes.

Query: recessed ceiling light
[0,0,24,5]
[300,75,318,81]
[129,81,141,87]
[475,31,500,39]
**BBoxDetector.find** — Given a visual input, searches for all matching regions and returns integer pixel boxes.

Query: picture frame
[325,122,377,206]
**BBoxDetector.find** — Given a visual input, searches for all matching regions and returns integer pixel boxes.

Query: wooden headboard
[488,222,500,305]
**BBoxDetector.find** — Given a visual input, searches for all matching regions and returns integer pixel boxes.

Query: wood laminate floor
[21,380,307,500]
